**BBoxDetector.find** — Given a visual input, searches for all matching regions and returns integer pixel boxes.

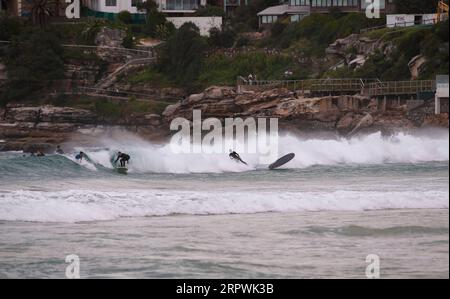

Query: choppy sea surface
[0,131,448,278]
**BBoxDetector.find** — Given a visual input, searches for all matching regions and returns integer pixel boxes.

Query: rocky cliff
[0,105,163,152]
[163,86,443,135]
[326,33,397,70]
[0,87,447,152]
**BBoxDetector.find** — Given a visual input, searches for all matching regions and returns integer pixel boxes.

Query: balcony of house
[257,4,310,28]
[160,0,203,13]
[308,0,361,13]
[225,0,241,7]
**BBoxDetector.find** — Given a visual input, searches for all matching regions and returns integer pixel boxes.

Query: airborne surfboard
[269,153,295,170]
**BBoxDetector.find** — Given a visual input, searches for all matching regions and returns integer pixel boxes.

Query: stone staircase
[94,57,156,90]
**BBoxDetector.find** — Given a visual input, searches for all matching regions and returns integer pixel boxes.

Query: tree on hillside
[395,0,439,14]
[0,13,23,40]
[233,0,279,31]
[30,0,65,29]
[30,0,52,29]
[157,23,208,89]
[137,0,167,37]
[0,30,65,104]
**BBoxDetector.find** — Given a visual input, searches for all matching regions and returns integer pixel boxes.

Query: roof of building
[257,4,310,16]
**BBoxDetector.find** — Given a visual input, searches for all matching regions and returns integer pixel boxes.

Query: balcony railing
[162,1,199,10]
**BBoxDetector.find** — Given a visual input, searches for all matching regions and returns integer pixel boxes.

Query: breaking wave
[54,130,450,173]
[0,188,448,223]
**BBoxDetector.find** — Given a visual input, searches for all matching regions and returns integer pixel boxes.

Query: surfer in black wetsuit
[229,150,247,165]
[75,151,85,162]
[115,152,130,168]
[56,146,64,155]
[36,151,45,157]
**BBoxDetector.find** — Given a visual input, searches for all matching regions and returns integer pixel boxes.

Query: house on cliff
[82,0,221,36]
[82,0,207,20]
[0,0,32,17]
[0,0,68,17]
[257,0,396,28]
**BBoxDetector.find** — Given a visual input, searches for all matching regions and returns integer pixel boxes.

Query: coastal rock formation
[3,106,96,124]
[0,105,163,152]
[326,33,395,70]
[162,86,427,135]
[408,55,428,80]
[0,87,446,152]
[95,27,127,49]
[94,27,128,63]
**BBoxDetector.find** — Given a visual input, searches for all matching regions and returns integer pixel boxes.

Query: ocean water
[0,131,448,278]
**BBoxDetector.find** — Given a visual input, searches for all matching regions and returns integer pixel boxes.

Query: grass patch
[198,52,293,86]
[126,68,171,88]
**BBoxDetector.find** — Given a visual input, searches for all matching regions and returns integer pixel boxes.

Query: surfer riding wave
[229,150,247,165]
[115,152,131,168]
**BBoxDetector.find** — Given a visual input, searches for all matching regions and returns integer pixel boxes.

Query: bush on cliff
[117,11,133,25]
[198,52,293,86]
[326,21,449,80]
[394,0,440,14]
[232,0,280,31]
[208,27,236,48]
[157,23,208,90]
[0,13,23,41]
[271,13,384,50]
[137,0,168,37]
[0,30,65,104]
[194,5,225,17]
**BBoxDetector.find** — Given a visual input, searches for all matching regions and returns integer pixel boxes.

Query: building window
[262,15,278,24]
[105,0,117,6]
[290,14,308,22]
[132,0,143,7]
[166,0,199,10]
[290,0,310,5]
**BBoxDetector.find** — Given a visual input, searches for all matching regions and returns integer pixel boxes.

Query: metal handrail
[237,77,437,96]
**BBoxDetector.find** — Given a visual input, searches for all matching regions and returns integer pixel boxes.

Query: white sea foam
[0,188,447,223]
[76,130,449,173]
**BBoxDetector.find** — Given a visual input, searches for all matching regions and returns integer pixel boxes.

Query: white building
[386,14,439,28]
[82,0,220,36]
[435,75,449,115]
[257,0,396,27]
[82,0,207,15]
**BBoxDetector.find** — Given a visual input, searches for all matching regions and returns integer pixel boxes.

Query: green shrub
[198,52,293,86]
[194,5,225,17]
[157,22,209,89]
[434,19,449,42]
[271,21,287,37]
[236,36,250,48]
[395,27,430,60]
[0,13,23,40]
[117,10,133,24]
[154,22,176,41]
[208,27,236,48]
[122,32,135,48]
[127,68,171,87]
[271,13,384,51]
